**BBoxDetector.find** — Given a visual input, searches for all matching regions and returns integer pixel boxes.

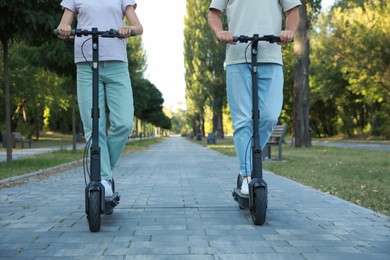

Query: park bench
[207,132,217,145]
[263,125,287,161]
[12,132,32,148]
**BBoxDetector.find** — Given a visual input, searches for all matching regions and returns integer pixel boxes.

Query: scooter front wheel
[251,186,267,225]
[88,190,101,232]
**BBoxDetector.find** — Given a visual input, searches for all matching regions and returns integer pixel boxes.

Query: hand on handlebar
[216,31,236,45]
[118,26,136,38]
[56,24,73,39]
[279,30,295,45]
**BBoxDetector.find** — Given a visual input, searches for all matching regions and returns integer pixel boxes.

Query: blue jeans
[77,61,134,180]
[226,63,284,177]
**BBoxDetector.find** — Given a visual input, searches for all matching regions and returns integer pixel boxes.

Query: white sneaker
[241,176,251,195]
[101,179,113,197]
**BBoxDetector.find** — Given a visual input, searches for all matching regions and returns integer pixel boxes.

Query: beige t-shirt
[209,0,301,65]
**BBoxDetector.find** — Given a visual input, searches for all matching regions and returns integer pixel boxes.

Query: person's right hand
[216,31,235,45]
[56,24,72,39]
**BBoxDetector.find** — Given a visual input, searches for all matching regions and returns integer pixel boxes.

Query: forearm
[208,9,223,36]
[58,8,74,26]
[285,7,300,33]
[125,5,143,36]
[57,9,75,38]
[208,8,233,44]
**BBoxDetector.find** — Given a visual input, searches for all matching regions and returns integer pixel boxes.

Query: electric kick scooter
[54,28,135,232]
[231,34,281,226]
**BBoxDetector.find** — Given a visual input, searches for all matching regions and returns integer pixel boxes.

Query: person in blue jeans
[208,0,300,194]
[56,0,143,196]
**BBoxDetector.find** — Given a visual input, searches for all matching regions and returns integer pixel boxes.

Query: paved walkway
[0,136,389,259]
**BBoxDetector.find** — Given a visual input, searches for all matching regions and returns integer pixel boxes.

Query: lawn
[192,136,390,216]
[0,134,165,182]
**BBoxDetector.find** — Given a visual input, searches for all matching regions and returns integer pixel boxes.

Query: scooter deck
[104,192,120,215]
[232,188,249,209]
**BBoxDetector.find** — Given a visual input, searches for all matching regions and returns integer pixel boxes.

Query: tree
[292,0,322,147]
[184,0,208,136]
[184,0,227,138]
[0,0,60,161]
[20,34,78,147]
[311,0,390,138]
[200,1,226,139]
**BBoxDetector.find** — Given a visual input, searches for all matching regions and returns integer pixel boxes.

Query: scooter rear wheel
[88,190,101,232]
[251,186,267,225]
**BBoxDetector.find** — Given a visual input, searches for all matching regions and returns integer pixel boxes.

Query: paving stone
[0,136,389,259]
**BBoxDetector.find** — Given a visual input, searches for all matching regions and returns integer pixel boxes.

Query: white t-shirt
[60,0,137,63]
[209,0,301,65]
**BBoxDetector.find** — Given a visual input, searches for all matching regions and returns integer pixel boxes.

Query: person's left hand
[119,26,135,38]
[279,30,295,45]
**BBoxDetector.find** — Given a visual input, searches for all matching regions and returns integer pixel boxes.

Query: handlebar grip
[53,29,76,36]
[268,36,281,43]
[102,29,136,38]
[233,35,250,43]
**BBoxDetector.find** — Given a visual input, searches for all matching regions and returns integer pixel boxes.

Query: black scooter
[54,28,135,232]
[231,34,281,225]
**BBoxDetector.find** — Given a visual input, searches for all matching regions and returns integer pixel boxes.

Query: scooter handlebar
[53,28,136,38]
[233,35,282,43]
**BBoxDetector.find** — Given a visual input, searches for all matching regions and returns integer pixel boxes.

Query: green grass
[0,135,165,181]
[0,149,84,181]
[191,136,390,216]
[0,131,76,149]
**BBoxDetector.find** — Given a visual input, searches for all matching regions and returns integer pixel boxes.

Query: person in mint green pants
[76,62,134,191]
[57,0,144,196]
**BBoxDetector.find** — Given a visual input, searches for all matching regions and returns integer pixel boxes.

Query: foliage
[0,0,171,143]
[184,0,208,135]
[127,36,147,77]
[168,107,191,134]
[0,0,62,161]
[184,0,230,138]
[7,42,73,136]
[0,0,60,44]
[132,77,171,130]
[127,32,171,130]
[310,0,390,138]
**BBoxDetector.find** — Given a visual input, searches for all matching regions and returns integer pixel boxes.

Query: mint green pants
[77,61,134,180]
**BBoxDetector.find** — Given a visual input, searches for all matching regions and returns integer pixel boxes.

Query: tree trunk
[35,106,39,140]
[200,115,205,137]
[292,1,312,147]
[213,107,224,139]
[135,117,139,137]
[2,38,13,161]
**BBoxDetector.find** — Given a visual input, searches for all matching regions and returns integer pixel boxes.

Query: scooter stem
[251,34,263,179]
[90,27,101,181]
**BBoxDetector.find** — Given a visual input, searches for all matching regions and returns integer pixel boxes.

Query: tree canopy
[0,0,171,163]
